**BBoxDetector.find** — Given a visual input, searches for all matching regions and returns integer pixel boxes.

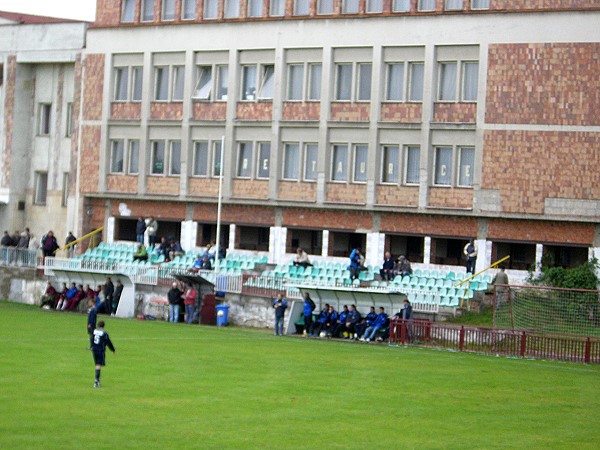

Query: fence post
[400,320,406,345]
[585,337,591,364]
[459,326,465,351]
[520,331,527,358]
[425,321,431,342]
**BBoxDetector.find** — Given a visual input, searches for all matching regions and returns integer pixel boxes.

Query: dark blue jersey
[91,328,115,353]
[87,307,97,333]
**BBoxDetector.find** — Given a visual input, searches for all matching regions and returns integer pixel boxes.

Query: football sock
[95,369,101,381]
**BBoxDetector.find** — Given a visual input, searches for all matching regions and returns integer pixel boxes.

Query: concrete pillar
[180,220,197,252]
[535,243,544,273]
[106,217,115,244]
[228,224,236,252]
[321,230,329,257]
[475,239,490,273]
[269,226,287,265]
[366,232,384,269]
[423,236,431,265]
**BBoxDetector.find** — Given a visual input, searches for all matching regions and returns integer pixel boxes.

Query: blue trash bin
[216,304,230,327]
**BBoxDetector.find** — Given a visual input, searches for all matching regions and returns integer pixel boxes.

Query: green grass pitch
[0,302,598,449]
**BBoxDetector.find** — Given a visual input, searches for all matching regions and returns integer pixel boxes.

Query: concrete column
[475,239,490,273]
[535,244,544,273]
[321,230,329,257]
[180,220,197,252]
[423,236,431,265]
[366,231,384,269]
[106,217,115,244]
[228,224,236,252]
[269,226,287,265]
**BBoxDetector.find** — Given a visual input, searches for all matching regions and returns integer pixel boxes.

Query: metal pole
[214,136,225,274]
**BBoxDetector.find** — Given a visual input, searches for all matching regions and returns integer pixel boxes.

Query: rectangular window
[257,143,270,179]
[114,67,129,101]
[357,63,372,101]
[386,63,405,101]
[151,141,165,174]
[471,0,489,8]
[335,64,352,101]
[304,144,318,181]
[142,0,155,21]
[283,143,300,180]
[418,0,435,10]
[353,145,368,182]
[405,145,420,184]
[287,64,304,101]
[438,62,457,101]
[110,140,125,173]
[318,0,334,14]
[163,0,176,20]
[155,67,169,100]
[445,0,463,10]
[132,67,143,101]
[382,145,399,183]
[434,146,452,185]
[462,61,479,101]
[193,141,209,176]
[225,0,240,18]
[213,141,223,177]
[308,63,322,100]
[242,65,257,100]
[367,0,383,13]
[39,104,52,135]
[216,65,228,100]
[169,141,181,175]
[34,172,48,205]
[393,0,410,11]
[204,0,218,19]
[332,144,348,181]
[294,0,310,15]
[121,0,135,22]
[237,142,252,178]
[129,140,140,174]
[248,0,262,16]
[342,0,360,13]
[62,173,69,207]
[182,0,196,19]
[172,66,185,101]
[193,66,212,100]
[65,103,73,137]
[270,0,285,16]
[258,65,275,99]
[408,62,424,101]
[458,147,474,187]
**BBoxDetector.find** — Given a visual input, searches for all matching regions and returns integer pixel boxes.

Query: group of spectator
[1,229,78,260]
[40,277,123,316]
[167,281,197,323]
[379,253,413,281]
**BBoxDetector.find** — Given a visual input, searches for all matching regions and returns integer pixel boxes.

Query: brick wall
[278,181,317,202]
[188,178,220,197]
[325,183,367,203]
[486,43,600,126]
[375,185,419,207]
[433,103,476,123]
[236,102,273,121]
[429,187,473,209]
[80,126,102,193]
[146,176,181,195]
[482,130,600,214]
[380,213,477,237]
[491,0,600,11]
[232,179,269,199]
[380,103,422,123]
[330,102,370,122]
[109,199,187,218]
[192,102,227,121]
[111,102,142,120]
[282,102,320,121]
[2,55,16,189]
[82,54,105,121]
[282,207,373,230]
[107,175,139,193]
[150,102,184,120]
[487,218,595,245]
[222,204,275,225]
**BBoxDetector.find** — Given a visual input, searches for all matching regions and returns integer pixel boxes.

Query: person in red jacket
[183,284,197,324]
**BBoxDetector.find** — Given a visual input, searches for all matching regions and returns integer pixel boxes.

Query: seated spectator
[133,244,148,262]
[342,304,361,339]
[66,285,86,311]
[308,303,330,337]
[354,306,377,339]
[168,240,184,262]
[57,282,77,311]
[360,307,389,342]
[40,282,58,309]
[293,248,312,269]
[331,305,349,338]
[380,251,395,281]
[84,284,96,301]
[157,237,170,260]
[395,255,412,277]
[189,255,203,273]
[322,305,338,338]
[200,255,212,271]
[348,247,365,280]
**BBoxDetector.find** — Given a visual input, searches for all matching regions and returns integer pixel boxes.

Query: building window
[39,103,52,136]
[434,146,453,186]
[418,0,435,10]
[332,144,348,181]
[204,0,218,19]
[367,0,383,13]
[110,140,125,173]
[393,0,410,11]
[248,0,263,16]
[242,64,274,101]
[335,64,352,101]
[129,140,140,174]
[408,62,424,101]
[283,143,300,180]
[257,143,270,179]
[65,103,73,137]
[438,61,479,102]
[304,143,318,181]
[163,0,176,20]
[34,172,48,205]
[241,66,257,100]
[353,144,368,182]
[132,67,143,101]
[216,65,228,100]
[115,67,129,101]
[62,173,69,207]
[458,147,474,187]
[270,0,285,16]
[288,63,322,101]
[193,66,212,100]
[405,145,420,184]
[294,0,310,15]
[471,0,489,9]
[381,145,399,184]
[172,66,184,101]
[357,63,372,101]
[445,0,463,10]
[462,62,479,101]
[193,141,209,177]
[258,65,274,99]
[308,64,322,100]
[225,0,240,18]
[213,141,223,177]
[154,67,169,101]
[121,0,135,22]
[386,63,405,101]
[237,142,253,178]
[114,66,143,102]
[438,62,457,101]
[318,0,334,14]
[182,0,196,19]
[342,0,360,14]
[169,141,181,175]
[142,0,155,21]
[154,65,184,101]
[287,65,304,101]
[151,141,166,174]
[335,63,372,101]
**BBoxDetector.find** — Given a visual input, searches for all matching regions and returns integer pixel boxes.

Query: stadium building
[74,1,599,278]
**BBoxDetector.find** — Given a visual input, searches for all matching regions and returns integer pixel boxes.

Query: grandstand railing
[0,247,40,268]
[389,318,600,364]
[44,257,159,285]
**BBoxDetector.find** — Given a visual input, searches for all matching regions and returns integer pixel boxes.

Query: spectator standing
[294,248,312,269]
[380,251,395,281]
[1,230,12,246]
[146,217,158,248]
[112,280,123,316]
[394,299,414,343]
[272,293,288,336]
[17,228,31,249]
[103,278,115,315]
[65,231,77,258]
[90,320,115,388]
[360,307,389,342]
[395,256,412,277]
[464,239,478,274]
[41,231,59,258]
[183,283,197,324]
[135,217,146,244]
[302,292,316,336]
[348,247,365,280]
[167,282,182,323]
[492,265,510,302]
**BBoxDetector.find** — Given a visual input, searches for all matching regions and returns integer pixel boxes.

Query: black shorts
[93,351,106,366]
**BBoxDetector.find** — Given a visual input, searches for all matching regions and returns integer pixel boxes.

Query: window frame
[392,0,410,12]
[304,143,319,182]
[128,140,140,174]
[150,140,166,175]
[38,103,52,136]
[334,62,372,102]
[110,139,126,174]
[182,0,197,19]
[62,173,69,207]
[154,65,184,102]
[381,145,400,184]
[169,140,182,176]
[436,60,479,103]
[294,0,310,15]
[342,0,360,14]
[408,62,425,102]
[352,144,368,183]
[121,0,136,22]
[437,61,458,102]
[141,0,155,22]
[461,61,479,102]
[270,0,285,16]
[417,0,436,11]
[247,0,263,17]
[212,141,223,177]
[385,62,406,102]
[192,141,210,177]
[433,146,453,187]
[457,146,475,187]
[283,143,300,181]
[224,0,240,18]
[471,0,489,9]
[237,142,253,178]
[114,65,143,102]
[65,102,73,137]
[204,0,219,19]
[331,144,349,182]
[366,0,384,13]
[317,0,334,14]
[445,0,463,10]
[193,65,213,101]
[404,145,420,185]
[34,172,48,205]
[162,0,176,20]
[256,142,271,179]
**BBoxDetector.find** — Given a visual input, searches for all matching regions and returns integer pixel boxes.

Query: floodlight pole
[214,135,225,274]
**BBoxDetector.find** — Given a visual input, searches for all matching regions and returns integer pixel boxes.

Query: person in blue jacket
[354,306,377,339]
[360,307,389,342]
[272,293,288,336]
[343,304,361,339]
[323,305,338,337]
[302,292,316,336]
[348,247,364,280]
[308,303,330,337]
[331,305,349,338]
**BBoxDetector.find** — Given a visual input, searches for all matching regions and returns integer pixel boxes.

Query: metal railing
[0,247,40,268]
[44,257,159,285]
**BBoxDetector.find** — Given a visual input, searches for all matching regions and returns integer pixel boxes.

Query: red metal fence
[389,318,600,364]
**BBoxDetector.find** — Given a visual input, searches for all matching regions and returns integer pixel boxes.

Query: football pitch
[0,302,598,449]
